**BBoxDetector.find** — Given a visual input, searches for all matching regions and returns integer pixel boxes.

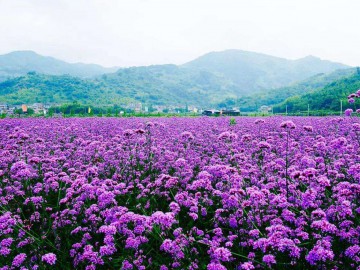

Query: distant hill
[183,50,349,94]
[234,68,357,111]
[99,64,238,105]
[0,73,106,105]
[273,71,360,113]
[0,66,237,106]
[0,51,118,81]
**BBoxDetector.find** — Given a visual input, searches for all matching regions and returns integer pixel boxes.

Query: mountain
[183,50,349,94]
[0,65,237,106]
[99,64,238,105]
[0,51,118,81]
[0,49,353,107]
[273,70,360,113]
[232,68,357,111]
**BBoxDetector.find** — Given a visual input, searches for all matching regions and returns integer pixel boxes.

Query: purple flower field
[0,117,360,269]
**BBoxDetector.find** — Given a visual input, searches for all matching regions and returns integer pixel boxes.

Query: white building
[259,105,272,113]
[0,104,8,114]
[31,103,45,114]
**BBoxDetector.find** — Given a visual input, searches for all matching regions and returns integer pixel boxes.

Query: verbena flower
[280,120,296,129]
[1,117,360,269]
[41,253,57,265]
[345,108,353,116]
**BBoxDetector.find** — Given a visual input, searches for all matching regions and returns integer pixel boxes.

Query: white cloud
[0,0,359,67]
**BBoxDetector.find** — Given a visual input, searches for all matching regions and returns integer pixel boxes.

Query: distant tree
[106,108,112,117]
[27,108,34,115]
[14,108,22,115]
[13,108,34,115]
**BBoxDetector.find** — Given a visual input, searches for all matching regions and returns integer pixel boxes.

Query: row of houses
[0,103,51,115]
[122,103,201,113]
[0,102,271,116]
[202,106,273,116]
[202,109,241,116]
[0,104,18,115]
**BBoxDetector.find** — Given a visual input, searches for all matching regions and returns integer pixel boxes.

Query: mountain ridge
[231,67,357,111]
[0,49,354,108]
[183,50,349,93]
[273,71,360,113]
[0,50,119,81]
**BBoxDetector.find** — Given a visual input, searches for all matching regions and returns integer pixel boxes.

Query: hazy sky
[0,0,359,67]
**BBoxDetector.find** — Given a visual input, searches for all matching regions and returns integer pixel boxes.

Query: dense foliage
[234,68,356,112]
[0,117,360,269]
[0,74,111,105]
[0,68,235,106]
[98,65,237,105]
[274,72,360,113]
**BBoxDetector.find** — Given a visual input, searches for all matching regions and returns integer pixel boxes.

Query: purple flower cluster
[0,116,360,269]
[42,253,57,265]
[346,89,360,116]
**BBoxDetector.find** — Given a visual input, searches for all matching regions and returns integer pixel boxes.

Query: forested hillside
[232,68,357,111]
[273,72,360,113]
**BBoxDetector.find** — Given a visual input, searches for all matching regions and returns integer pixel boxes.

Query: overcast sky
[0,0,359,67]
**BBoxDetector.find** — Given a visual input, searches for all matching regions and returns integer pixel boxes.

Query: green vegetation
[229,68,357,111]
[0,66,237,106]
[0,73,111,104]
[273,72,360,113]
[13,107,34,115]
[48,102,146,117]
[46,102,201,118]
[99,64,237,105]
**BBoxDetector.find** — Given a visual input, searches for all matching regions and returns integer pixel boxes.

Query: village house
[31,103,45,114]
[259,105,272,113]
[126,103,143,112]
[134,103,142,112]
[202,109,221,116]
[0,103,8,114]
[221,109,240,116]
[188,105,199,113]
